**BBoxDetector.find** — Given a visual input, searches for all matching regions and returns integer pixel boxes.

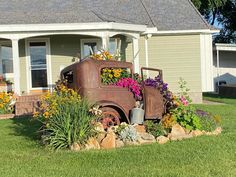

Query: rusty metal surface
[61,58,135,122]
[61,58,165,122]
[141,67,163,80]
[143,86,165,119]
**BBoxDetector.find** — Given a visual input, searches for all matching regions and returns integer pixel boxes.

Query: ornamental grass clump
[0,92,14,114]
[34,81,97,150]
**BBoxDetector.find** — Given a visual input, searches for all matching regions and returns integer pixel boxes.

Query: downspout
[144,34,152,77]
[216,49,220,92]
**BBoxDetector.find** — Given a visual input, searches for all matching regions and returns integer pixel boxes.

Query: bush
[144,121,166,137]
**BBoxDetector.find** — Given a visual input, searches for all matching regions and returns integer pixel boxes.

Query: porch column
[11,39,21,95]
[145,34,152,77]
[132,38,140,74]
[0,45,3,75]
[216,49,220,88]
[101,33,109,51]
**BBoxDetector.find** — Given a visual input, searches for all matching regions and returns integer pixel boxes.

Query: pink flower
[180,96,188,106]
[115,78,142,99]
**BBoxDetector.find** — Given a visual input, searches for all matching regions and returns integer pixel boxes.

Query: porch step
[15,95,41,116]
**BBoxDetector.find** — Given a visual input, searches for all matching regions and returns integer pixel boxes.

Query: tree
[192,0,236,43]
[191,0,227,25]
[215,0,236,43]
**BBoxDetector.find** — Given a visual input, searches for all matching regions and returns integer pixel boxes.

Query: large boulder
[100,131,116,149]
[85,137,100,150]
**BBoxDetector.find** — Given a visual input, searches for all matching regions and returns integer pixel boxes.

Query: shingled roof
[0,0,210,30]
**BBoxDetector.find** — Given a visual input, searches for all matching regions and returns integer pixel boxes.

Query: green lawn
[0,97,236,177]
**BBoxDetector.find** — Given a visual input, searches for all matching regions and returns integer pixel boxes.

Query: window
[81,39,101,58]
[1,46,13,74]
[109,38,121,55]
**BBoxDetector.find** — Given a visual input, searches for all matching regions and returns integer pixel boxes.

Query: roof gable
[0,0,210,30]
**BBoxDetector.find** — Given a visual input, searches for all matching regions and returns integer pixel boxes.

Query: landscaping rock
[137,132,156,144]
[168,124,192,141]
[156,136,169,144]
[124,140,140,146]
[137,137,156,145]
[171,124,186,136]
[190,130,203,137]
[213,127,222,135]
[85,138,100,150]
[115,139,124,148]
[100,131,116,149]
[138,132,155,141]
[134,124,146,133]
[70,143,81,151]
[96,132,106,143]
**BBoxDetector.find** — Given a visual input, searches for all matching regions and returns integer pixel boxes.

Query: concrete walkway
[202,100,225,105]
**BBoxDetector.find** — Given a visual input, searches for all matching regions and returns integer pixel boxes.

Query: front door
[28,41,49,90]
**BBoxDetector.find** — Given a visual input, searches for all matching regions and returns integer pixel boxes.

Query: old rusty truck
[61,58,165,127]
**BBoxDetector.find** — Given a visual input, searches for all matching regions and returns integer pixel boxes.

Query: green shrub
[144,121,166,137]
[41,99,97,150]
[171,104,202,130]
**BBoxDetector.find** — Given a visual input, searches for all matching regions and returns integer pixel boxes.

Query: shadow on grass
[11,116,42,142]
[203,92,228,99]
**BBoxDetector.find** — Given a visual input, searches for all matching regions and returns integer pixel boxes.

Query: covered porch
[214,43,236,89]
[0,22,146,95]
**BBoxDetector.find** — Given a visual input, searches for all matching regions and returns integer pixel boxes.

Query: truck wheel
[100,107,121,130]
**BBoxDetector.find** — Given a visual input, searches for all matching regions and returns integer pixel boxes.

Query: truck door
[141,67,165,120]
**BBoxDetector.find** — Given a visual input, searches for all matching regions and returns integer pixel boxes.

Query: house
[0,0,217,103]
[213,43,236,90]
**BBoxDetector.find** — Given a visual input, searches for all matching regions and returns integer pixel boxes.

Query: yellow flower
[43,112,50,118]
[103,68,108,72]
[114,72,121,78]
[109,74,113,78]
